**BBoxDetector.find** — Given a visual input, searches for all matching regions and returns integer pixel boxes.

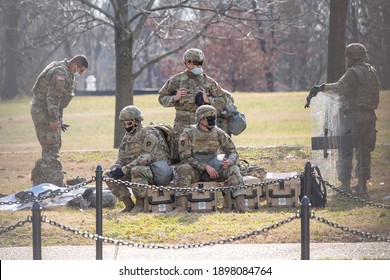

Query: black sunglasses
[188,60,203,66]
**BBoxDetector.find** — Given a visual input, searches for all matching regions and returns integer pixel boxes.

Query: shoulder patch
[56,75,66,81]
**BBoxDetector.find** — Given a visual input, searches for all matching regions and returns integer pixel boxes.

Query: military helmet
[196,105,217,122]
[183,48,205,63]
[119,105,144,121]
[345,43,367,61]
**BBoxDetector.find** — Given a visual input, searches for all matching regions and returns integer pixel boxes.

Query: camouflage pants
[31,104,63,187]
[31,104,62,158]
[105,166,152,200]
[174,163,247,198]
[337,110,376,182]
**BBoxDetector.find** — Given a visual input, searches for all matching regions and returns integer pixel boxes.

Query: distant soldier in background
[105,105,172,214]
[308,43,380,194]
[31,55,89,187]
[158,48,232,161]
[173,105,251,213]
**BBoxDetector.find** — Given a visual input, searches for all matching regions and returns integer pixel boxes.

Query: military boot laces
[172,196,188,213]
[129,198,145,215]
[339,180,352,194]
[120,197,135,213]
[235,195,252,213]
[351,180,368,194]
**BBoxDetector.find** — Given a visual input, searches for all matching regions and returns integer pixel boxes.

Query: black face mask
[125,126,134,133]
[124,122,138,134]
[206,116,216,127]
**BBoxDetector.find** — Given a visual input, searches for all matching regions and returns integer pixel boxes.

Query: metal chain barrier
[311,212,390,242]
[40,213,300,249]
[0,216,32,234]
[102,174,302,193]
[319,178,390,209]
[0,179,94,206]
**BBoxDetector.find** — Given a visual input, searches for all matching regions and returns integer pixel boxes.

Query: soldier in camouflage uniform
[158,48,233,160]
[30,55,89,187]
[309,43,380,194]
[105,105,171,214]
[173,105,251,213]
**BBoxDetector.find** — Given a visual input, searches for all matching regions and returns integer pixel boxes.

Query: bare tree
[74,0,312,146]
[327,0,349,82]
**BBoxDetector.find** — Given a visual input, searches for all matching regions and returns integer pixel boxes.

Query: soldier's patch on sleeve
[179,135,187,147]
[142,135,157,153]
[55,74,66,89]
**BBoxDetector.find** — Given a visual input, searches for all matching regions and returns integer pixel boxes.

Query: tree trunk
[2,3,20,99]
[380,0,390,89]
[327,0,349,82]
[113,18,134,148]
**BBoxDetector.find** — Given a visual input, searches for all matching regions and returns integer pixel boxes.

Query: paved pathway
[1,242,389,260]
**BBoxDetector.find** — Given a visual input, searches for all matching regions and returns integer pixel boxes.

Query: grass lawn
[0,91,389,247]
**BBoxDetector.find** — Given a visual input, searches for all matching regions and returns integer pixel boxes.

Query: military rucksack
[149,123,179,164]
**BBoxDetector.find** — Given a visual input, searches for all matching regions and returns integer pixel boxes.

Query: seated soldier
[105,105,171,214]
[173,105,251,213]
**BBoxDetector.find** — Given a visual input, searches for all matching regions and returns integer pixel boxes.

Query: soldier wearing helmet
[307,43,380,195]
[105,105,171,214]
[158,48,233,161]
[172,105,251,213]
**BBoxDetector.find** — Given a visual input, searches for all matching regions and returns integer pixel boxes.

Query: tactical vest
[350,63,380,110]
[188,126,221,163]
[121,127,170,165]
[175,73,207,112]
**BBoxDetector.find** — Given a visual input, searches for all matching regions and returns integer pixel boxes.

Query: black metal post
[32,201,42,260]
[300,195,310,260]
[303,162,312,199]
[95,164,103,260]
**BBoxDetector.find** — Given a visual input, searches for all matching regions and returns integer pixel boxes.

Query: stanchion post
[300,195,310,260]
[303,162,312,199]
[32,201,42,260]
[95,164,103,260]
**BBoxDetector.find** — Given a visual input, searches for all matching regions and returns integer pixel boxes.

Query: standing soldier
[105,105,172,214]
[308,43,380,194]
[158,48,231,161]
[173,105,251,213]
[31,55,89,187]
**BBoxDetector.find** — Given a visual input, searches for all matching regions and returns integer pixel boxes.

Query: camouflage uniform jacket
[178,124,239,171]
[115,125,170,175]
[324,62,380,110]
[158,70,228,121]
[31,59,75,122]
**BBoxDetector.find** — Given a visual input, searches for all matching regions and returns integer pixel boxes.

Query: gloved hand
[110,167,124,180]
[61,123,70,132]
[304,84,325,108]
[195,91,203,106]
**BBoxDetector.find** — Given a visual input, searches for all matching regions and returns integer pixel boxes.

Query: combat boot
[120,197,135,213]
[129,198,145,215]
[352,178,368,194]
[173,196,188,213]
[339,180,352,194]
[235,195,252,213]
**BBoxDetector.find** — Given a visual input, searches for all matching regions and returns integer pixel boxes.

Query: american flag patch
[56,75,65,81]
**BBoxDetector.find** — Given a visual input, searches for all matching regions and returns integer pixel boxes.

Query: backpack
[299,165,327,208]
[221,94,247,136]
[149,123,179,164]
